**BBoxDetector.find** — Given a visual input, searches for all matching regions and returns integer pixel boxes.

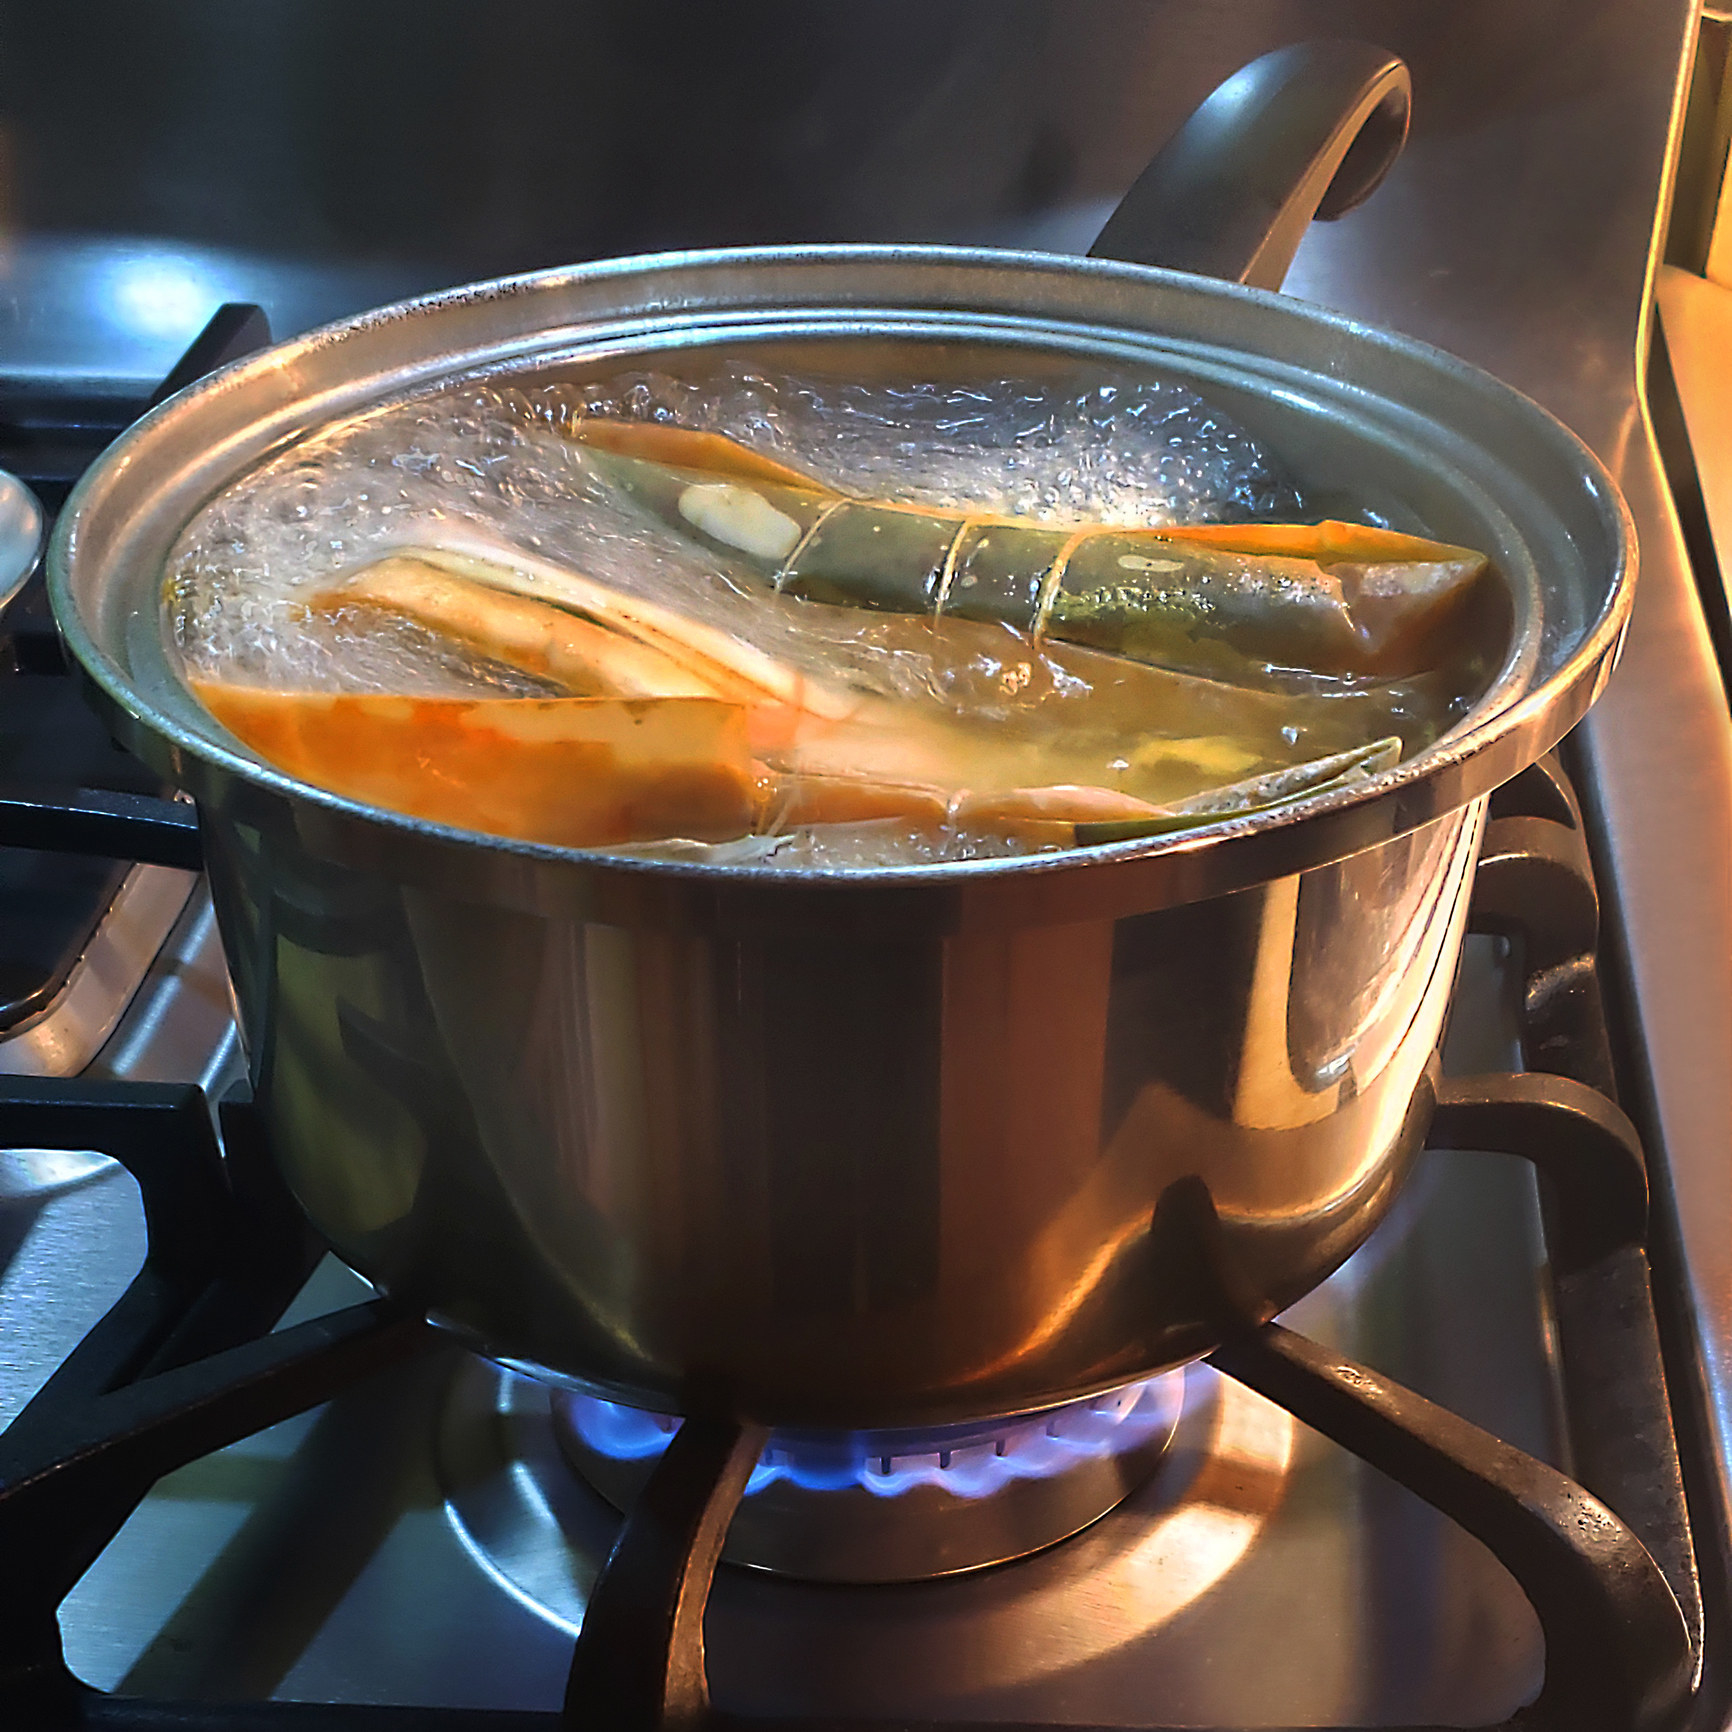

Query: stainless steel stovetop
[9,938,1554,1724]
[1,2,1728,1726]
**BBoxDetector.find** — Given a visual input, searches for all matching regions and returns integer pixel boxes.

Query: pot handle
[1089,39,1412,292]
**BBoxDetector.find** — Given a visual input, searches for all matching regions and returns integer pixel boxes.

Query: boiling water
[539,363,1302,525]
[165,351,1503,865]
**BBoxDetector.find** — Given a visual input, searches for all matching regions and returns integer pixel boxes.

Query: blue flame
[563,1374,1182,1502]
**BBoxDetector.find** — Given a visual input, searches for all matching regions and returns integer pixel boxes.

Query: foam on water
[525,364,1301,527]
[167,365,1315,734]
[169,366,1300,695]
[169,390,740,694]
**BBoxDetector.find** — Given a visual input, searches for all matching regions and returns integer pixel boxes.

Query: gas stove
[2,3,1729,1728]
[0,757,1697,1731]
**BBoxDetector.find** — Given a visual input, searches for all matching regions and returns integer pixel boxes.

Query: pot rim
[48,242,1635,906]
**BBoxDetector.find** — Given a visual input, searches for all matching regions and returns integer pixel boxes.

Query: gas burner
[443,1363,1189,1596]
[435,1352,1296,1691]
[550,1373,1185,1582]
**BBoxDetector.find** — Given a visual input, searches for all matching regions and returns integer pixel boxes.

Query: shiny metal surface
[1272,12,1732,1731]
[85,886,245,1095]
[43,943,1561,1724]
[193,786,1475,1424]
[0,864,213,1208]
[0,1148,110,1202]
[1656,264,1732,596]
[0,236,436,394]
[47,206,1633,1421]
[0,469,44,617]
[0,863,196,1079]
[0,888,237,1431]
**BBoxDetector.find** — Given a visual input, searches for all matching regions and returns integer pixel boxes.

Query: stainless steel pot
[47,45,1633,1428]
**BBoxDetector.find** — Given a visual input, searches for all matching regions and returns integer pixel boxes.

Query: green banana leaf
[1073,736,1403,846]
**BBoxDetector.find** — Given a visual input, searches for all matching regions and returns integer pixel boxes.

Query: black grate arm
[564,1417,769,1731]
[1206,1322,1692,1732]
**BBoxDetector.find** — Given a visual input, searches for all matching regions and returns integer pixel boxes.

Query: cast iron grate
[0,305,270,1035]
[0,732,1705,1725]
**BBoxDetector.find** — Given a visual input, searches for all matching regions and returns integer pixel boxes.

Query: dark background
[0,1,1593,381]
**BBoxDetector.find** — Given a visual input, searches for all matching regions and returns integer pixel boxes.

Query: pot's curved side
[204,767,1480,1427]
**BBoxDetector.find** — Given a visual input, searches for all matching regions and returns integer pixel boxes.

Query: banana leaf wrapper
[313,556,722,699]
[565,420,1494,680]
[299,548,1419,839]
[191,684,761,849]
[1073,736,1403,845]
